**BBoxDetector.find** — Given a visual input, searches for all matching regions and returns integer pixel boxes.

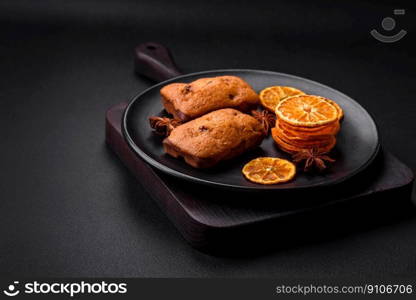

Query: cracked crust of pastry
[160,76,259,121]
[163,108,265,168]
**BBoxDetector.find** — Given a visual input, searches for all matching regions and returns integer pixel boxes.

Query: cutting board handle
[134,42,182,82]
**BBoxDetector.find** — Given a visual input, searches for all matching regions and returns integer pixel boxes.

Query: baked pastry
[160,76,259,121]
[163,109,265,168]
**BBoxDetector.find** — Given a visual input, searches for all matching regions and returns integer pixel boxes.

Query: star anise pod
[251,110,276,135]
[292,147,335,172]
[149,116,182,136]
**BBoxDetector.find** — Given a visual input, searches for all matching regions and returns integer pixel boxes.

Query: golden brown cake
[160,76,259,121]
[163,109,265,168]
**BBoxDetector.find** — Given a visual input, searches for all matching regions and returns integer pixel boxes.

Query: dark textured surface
[1,0,416,278]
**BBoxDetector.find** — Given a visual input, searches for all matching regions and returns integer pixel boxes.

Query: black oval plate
[123,70,380,191]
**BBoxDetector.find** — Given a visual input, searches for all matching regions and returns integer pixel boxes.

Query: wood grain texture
[106,103,414,254]
[134,42,181,82]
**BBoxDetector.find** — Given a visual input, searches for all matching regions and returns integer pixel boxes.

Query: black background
[1,0,415,278]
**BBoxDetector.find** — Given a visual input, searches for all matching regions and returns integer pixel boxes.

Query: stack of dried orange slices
[242,86,343,185]
[272,94,343,154]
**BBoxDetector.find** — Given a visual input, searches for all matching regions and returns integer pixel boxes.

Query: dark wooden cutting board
[106,102,414,254]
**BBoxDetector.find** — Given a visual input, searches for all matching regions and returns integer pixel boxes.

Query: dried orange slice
[273,125,335,148]
[242,157,296,184]
[271,128,336,154]
[276,119,339,140]
[324,98,344,120]
[279,120,340,135]
[259,86,305,112]
[276,95,338,127]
